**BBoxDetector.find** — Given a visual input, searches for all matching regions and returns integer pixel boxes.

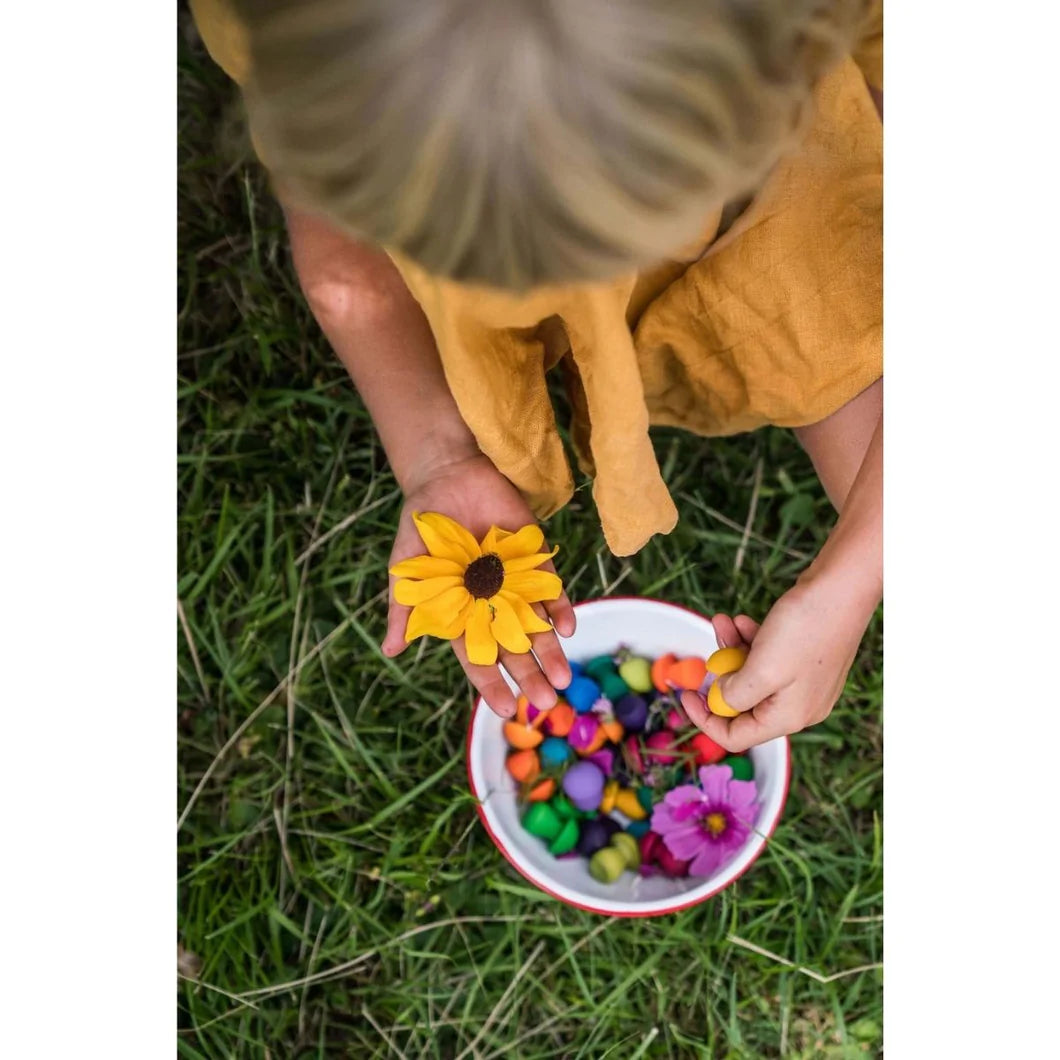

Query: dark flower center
[703,811,728,838]
[464,553,504,599]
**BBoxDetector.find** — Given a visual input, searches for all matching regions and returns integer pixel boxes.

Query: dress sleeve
[188,0,251,86]
[851,0,883,91]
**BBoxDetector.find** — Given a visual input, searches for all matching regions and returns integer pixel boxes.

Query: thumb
[382,595,411,657]
[715,654,776,715]
[382,514,423,657]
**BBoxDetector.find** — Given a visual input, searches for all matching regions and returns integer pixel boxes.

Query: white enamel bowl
[466,597,791,916]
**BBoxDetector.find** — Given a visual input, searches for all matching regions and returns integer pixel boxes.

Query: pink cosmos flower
[650,764,758,878]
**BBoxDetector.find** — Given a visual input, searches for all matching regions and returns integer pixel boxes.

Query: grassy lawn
[177,14,882,1058]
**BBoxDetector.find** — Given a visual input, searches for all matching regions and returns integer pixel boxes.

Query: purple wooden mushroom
[613,693,649,734]
[562,760,606,812]
[575,814,622,857]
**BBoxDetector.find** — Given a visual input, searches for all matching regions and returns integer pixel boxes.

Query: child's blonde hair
[237,0,870,290]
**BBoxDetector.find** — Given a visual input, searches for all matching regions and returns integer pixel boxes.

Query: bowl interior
[467,598,790,916]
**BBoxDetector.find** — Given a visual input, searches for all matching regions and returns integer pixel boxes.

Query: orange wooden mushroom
[526,777,556,802]
[543,700,575,737]
[515,694,531,724]
[668,656,707,691]
[503,721,544,750]
[651,653,677,693]
[506,748,540,785]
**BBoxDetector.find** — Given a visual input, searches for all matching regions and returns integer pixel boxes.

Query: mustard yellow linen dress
[190,0,883,557]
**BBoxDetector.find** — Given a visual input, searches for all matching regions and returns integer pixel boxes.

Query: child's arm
[284,203,574,716]
[682,380,882,750]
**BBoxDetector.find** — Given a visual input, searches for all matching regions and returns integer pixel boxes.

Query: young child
[189,0,883,751]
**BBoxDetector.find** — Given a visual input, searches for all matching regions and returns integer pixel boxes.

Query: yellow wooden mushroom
[705,646,747,718]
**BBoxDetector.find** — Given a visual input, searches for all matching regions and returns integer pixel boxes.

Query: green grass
[177,13,882,1057]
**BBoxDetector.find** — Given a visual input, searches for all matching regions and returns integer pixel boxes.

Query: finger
[733,614,761,644]
[529,604,573,688]
[698,701,793,754]
[680,689,712,733]
[715,667,774,715]
[681,689,766,753]
[681,689,753,751]
[714,633,792,713]
[499,647,559,710]
[539,557,576,637]
[383,597,412,657]
[452,639,518,718]
[383,516,424,657]
[544,592,576,638]
[383,562,415,656]
[711,613,741,650]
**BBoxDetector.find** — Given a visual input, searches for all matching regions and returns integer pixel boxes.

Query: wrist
[798,519,882,617]
[797,491,881,610]
[397,436,485,497]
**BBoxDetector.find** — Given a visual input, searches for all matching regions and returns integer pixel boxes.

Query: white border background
[1,1,1058,1053]
[884,2,1060,1052]
[2,1,175,1053]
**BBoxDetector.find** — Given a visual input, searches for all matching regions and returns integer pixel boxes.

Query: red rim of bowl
[465,595,793,917]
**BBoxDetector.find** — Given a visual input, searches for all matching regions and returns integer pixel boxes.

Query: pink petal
[661,824,707,861]
[720,818,751,851]
[727,779,758,809]
[689,844,725,877]
[669,800,702,824]
[663,784,704,809]
[730,802,759,829]
[699,764,734,802]
[651,804,679,834]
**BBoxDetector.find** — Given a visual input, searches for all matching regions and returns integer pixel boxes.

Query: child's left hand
[680,576,877,751]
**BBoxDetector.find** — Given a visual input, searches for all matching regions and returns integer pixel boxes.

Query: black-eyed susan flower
[390,512,562,666]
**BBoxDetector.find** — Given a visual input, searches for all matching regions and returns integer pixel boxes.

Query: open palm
[381,454,575,716]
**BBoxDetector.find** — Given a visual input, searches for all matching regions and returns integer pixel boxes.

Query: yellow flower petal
[501,546,559,574]
[498,590,553,635]
[404,586,473,641]
[489,594,532,654]
[393,575,464,607]
[479,526,512,554]
[502,569,563,603]
[464,598,498,666]
[389,555,465,579]
[484,524,545,562]
[412,511,481,566]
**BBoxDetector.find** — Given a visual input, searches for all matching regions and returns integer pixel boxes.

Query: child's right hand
[381,452,575,718]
